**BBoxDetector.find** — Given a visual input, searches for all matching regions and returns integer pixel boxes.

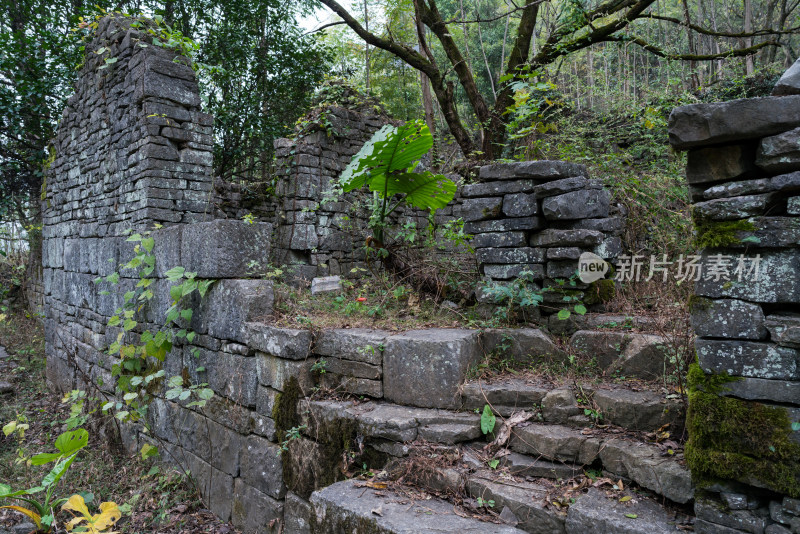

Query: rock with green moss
[693,194,773,221]
[685,365,800,497]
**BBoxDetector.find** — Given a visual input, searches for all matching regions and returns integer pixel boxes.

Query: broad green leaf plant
[0,430,89,532]
[339,119,456,246]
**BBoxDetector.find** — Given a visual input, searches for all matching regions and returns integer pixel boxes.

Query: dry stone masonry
[465,161,624,310]
[669,73,800,534]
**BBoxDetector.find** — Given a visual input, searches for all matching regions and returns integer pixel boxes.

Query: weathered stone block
[774,58,800,96]
[693,194,773,221]
[471,231,526,248]
[482,263,545,280]
[459,197,503,221]
[502,192,538,217]
[533,176,591,197]
[240,434,285,499]
[245,323,311,360]
[592,388,684,432]
[479,160,587,181]
[314,328,387,365]
[695,497,768,534]
[758,127,800,173]
[465,476,566,534]
[231,478,284,534]
[461,180,535,197]
[668,95,800,150]
[481,328,564,362]
[695,250,800,303]
[207,352,258,407]
[530,228,604,247]
[205,279,274,343]
[570,330,629,369]
[686,144,758,184]
[608,334,671,380]
[765,312,800,348]
[696,339,799,380]
[542,189,609,220]
[463,216,544,233]
[284,492,312,534]
[383,329,481,409]
[256,352,313,392]
[477,247,546,264]
[566,488,683,533]
[510,424,601,464]
[181,220,272,278]
[310,275,341,295]
[691,298,768,339]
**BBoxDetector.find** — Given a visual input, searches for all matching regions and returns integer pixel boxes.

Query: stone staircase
[293,378,694,533]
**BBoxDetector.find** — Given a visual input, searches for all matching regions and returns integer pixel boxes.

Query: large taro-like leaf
[368,172,456,211]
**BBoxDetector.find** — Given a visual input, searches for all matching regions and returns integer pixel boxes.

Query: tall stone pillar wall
[669,65,800,533]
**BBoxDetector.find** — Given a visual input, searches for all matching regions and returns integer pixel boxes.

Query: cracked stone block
[231,478,284,534]
[383,329,481,409]
[240,434,285,499]
[314,328,388,365]
[592,388,684,433]
[686,143,758,184]
[245,323,311,360]
[460,379,549,415]
[692,194,773,221]
[479,160,587,181]
[695,250,800,304]
[510,424,601,464]
[774,58,800,96]
[204,279,274,343]
[542,189,610,220]
[481,328,565,363]
[765,313,800,348]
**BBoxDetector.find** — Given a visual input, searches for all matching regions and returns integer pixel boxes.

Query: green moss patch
[584,279,615,306]
[695,219,756,249]
[686,364,800,496]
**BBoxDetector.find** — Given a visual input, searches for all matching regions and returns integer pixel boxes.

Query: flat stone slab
[310,275,342,295]
[566,488,684,533]
[510,424,601,465]
[690,298,767,340]
[311,480,528,533]
[695,339,799,380]
[668,95,800,150]
[480,161,587,181]
[774,57,800,96]
[591,388,684,433]
[314,328,389,365]
[481,328,566,363]
[245,322,312,360]
[180,219,272,278]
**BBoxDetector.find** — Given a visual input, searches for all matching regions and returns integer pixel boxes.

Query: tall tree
[317,0,788,159]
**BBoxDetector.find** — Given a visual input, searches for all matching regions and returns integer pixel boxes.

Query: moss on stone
[685,364,800,497]
[687,295,713,312]
[272,376,302,440]
[695,219,756,249]
[584,279,615,305]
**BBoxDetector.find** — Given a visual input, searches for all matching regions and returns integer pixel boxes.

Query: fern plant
[339,119,456,245]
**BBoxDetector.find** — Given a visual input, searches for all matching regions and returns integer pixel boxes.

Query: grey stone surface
[460,379,549,415]
[481,328,564,362]
[530,228,604,247]
[231,478,284,534]
[695,250,800,303]
[691,298,768,339]
[542,189,610,220]
[765,313,800,348]
[239,434,285,499]
[533,176,590,197]
[720,376,800,404]
[693,194,773,221]
[499,451,583,479]
[510,424,601,464]
[464,216,544,233]
[460,197,503,221]
[383,329,481,409]
[314,328,387,364]
[311,480,528,533]
[570,330,630,368]
[541,387,582,424]
[608,334,671,380]
[483,263,545,280]
[686,144,758,185]
[758,127,800,173]
[702,178,773,199]
[285,492,312,534]
[502,192,538,217]
[775,58,800,96]
[256,352,313,391]
[245,323,312,360]
[668,95,800,150]
[205,279,274,343]
[181,220,272,278]
[566,488,682,533]
[477,247,546,264]
[480,160,587,181]
[696,339,799,380]
[471,231,527,248]
[712,217,800,249]
[310,275,342,295]
[466,475,566,534]
[461,179,536,197]
[592,388,684,432]
[695,497,767,533]
[598,438,694,503]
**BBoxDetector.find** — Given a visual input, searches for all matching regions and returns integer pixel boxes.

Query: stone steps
[308,478,690,534]
[301,391,692,504]
[309,479,528,533]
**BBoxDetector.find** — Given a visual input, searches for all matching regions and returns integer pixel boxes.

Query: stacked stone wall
[669,67,800,533]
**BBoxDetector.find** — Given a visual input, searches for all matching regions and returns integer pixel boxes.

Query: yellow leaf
[62,494,91,518]
[91,502,121,530]
[619,496,632,502]
[0,505,42,530]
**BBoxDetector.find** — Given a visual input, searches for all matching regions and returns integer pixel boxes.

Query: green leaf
[368,172,456,211]
[170,285,183,302]
[123,318,137,331]
[488,459,500,469]
[180,309,193,321]
[164,266,186,281]
[625,514,638,519]
[186,332,196,343]
[557,309,571,320]
[480,404,496,435]
[142,237,155,252]
[792,422,800,432]
[54,429,88,456]
[574,304,587,316]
